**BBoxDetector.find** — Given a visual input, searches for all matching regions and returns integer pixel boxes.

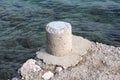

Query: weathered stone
[20,59,41,80]
[42,71,54,80]
[55,66,63,72]
[46,21,72,56]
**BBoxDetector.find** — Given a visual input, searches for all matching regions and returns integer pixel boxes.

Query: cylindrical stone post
[46,21,72,56]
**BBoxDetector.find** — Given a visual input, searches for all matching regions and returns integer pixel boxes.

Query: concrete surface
[36,35,92,68]
[46,21,72,56]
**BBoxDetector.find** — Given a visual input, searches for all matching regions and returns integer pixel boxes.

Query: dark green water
[0,0,120,79]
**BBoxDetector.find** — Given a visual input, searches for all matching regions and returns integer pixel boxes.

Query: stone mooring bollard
[37,21,91,67]
[46,21,72,56]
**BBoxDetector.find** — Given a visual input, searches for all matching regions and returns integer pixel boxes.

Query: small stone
[55,66,63,72]
[21,77,24,79]
[63,66,67,69]
[118,51,120,54]
[33,65,41,72]
[17,68,21,74]
[20,59,41,80]
[42,71,54,80]
[11,77,19,80]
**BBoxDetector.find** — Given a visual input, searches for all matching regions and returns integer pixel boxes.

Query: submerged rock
[11,77,19,80]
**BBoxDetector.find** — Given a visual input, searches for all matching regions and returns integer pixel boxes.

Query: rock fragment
[55,66,63,72]
[20,59,41,80]
[42,71,54,80]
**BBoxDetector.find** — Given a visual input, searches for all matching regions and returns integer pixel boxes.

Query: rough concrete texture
[46,21,72,56]
[36,35,92,68]
[51,43,120,80]
[19,41,120,80]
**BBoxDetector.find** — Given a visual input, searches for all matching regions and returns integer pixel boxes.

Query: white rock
[20,59,41,80]
[42,71,54,80]
[63,66,67,69]
[33,65,41,72]
[55,67,63,72]
[11,77,19,80]
[118,51,120,54]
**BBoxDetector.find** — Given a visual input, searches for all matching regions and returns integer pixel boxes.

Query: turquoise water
[0,0,120,79]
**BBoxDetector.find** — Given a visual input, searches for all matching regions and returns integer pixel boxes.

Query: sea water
[0,0,120,79]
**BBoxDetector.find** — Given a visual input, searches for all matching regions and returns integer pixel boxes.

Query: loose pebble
[55,66,63,72]
[11,77,19,80]
[33,65,41,72]
[42,71,54,80]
